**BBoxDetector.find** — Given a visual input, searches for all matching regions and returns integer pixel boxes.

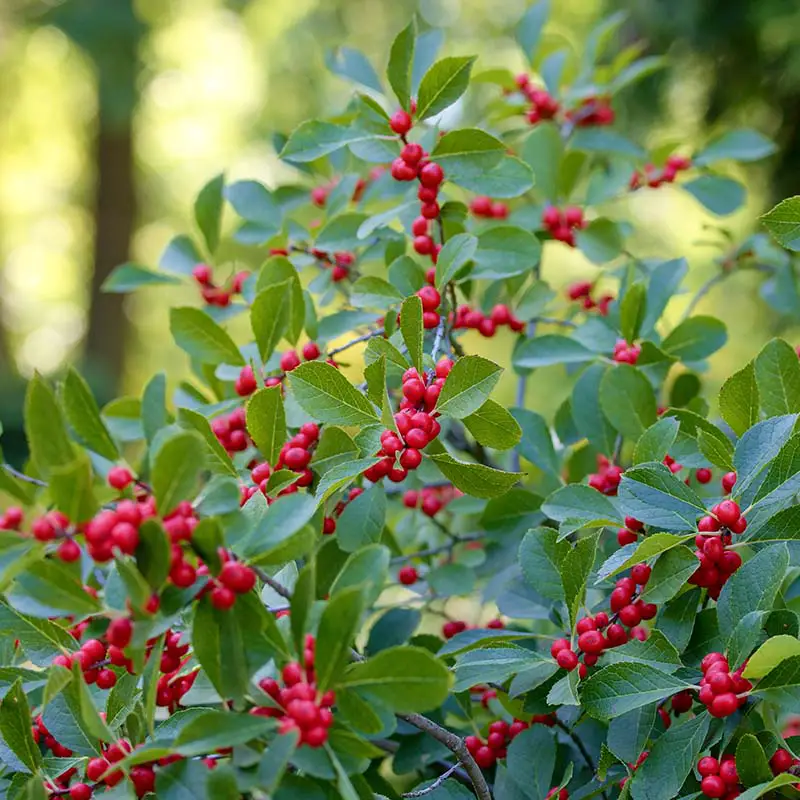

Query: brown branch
[252,567,292,600]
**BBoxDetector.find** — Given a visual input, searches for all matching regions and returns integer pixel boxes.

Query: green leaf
[463,399,522,450]
[542,484,621,528]
[720,361,760,436]
[516,0,550,63]
[61,368,119,460]
[633,417,679,465]
[522,123,562,201]
[49,452,98,523]
[641,546,699,605]
[472,226,541,280]
[246,387,286,466]
[340,646,451,712]
[326,47,382,93]
[225,180,280,229]
[600,364,658,440]
[174,711,273,757]
[0,680,41,772]
[754,338,800,416]
[570,128,645,159]
[602,630,682,673]
[102,262,181,293]
[662,316,727,362]
[156,758,211,799]
[177,407,238,478]
[151,430,206,516]
[561,532,599,627]
[735,734,774,788]
[657,588,700,652]
[289,361,378,427]
[628,714,710,800]
[431,128,505,178]
[142,371,168,444]
[416,56,476,120]
[761,196,800,251]
[280,121,382,163]
[436,355,502,419]
[0,602,75,667]
[694,129,776,166]
[169,307,243,366]
[744,635,800,679]
[135,520,171,589]
[315,213,368,252]
[717,544,789,641]
[572,364,617,456]
[596,534,693,582]
[617,464,705,530]
[683,176,746,216]
[350,277,403,309]
[575,218,625,264]
[620,283,647,344]
[513,335,594,369]
[194,173,225,254]
[257,257,304,345]
[428,453,522,499]
[449,154,534,197]
[580,663,692,720]
[733,775,800,800]
[435,232,477,288]
[733,415,798,500]
[330,544,390,608]
[237,493,318,565]
[512,408,559,475]
[251,282,291,361]
[315,587,364,692]
[24,374,73,475]
[9,559,100,618]
[607,706,656,764]
[160,234,203,276]
[504,726,556,800]
[336,488,386,553]
[400,295,424,373]
[310,426,359,475]
[752,654,800,705]
[387,20,415,109]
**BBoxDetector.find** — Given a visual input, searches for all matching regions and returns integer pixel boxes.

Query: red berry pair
[541,205,586,247]
[617,516,644,546]
[209,556,257,610]
[613,338,642,365]
[469,195,509,219]
[402,483,461,517]
[211,407,250,454]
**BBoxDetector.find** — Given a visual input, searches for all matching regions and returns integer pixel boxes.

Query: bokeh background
[2,0,800,464]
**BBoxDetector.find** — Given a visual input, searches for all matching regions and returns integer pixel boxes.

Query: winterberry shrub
[4,6,800,800]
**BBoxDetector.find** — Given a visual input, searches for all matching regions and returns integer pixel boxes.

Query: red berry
[398,566,418,585]
[284,447,311,470]
[401,142,424,165]
[86,757,109,782]
[617,528,638,546]
[631,564,651,585]
[715,500,741,526]
[400,448,423,470]
[57,539,81,562]
[698,515,721,532]
[577,631,604,654]
[709,693,738,718]
[302,342,320,361]
[192,263,212,285]
[729,517,747,534]
[411,216,429,236]
[389,110,413,135]
[576,617,596,634]
[618,604,641,628]
[70,784,93,800]
[470,196,492,216]
[419,162,444,188]
[698,757,720,777]
[671,690,693,713]
[107,618,133,649]
[556,649,579,671]
[235,365,258,396]
[280,350,301,372]
[550,638,570,658]
[610,587,632,612]
[721,472,737,494]
[210,586,237,610]
[696,468,712,484]
[219,562,256,594]
[413,235,434,255]
[701,776,726,798]
[108,466,134,490]
[96,669,117,690]
[719,759,739,785]
[323,517,336,535]
[771,748,794,774]
[417,286,441,311]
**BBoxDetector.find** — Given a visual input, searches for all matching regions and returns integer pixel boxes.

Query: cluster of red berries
[363,363,449,483]
[469,196,509,219]
[323,486,365,535]
[566,281,614,316]
[696,652,751,718]
[612,338,642,365]
[204,553,257,611]
[53,637,118,691]
[630,155,692,190]
[689,531,743,599]
[565,96,615,127]
[619,751,649,789]
[465,718,539,768]
[541,206,586,247]
[697,754,741,799]
[240,422,321,507]
[211,407,251,455]
[156,633,197,709]
[513,74,560,124]
[402,484,460,517]
[33,715,73,759]
[453,303,525,337]
[254,636,335,748]
[192,263,249,308]
[588,455,623,495]
[617,516,644,546]
[388,109,446,265]
[552,566,655,676]
[416,285,443,330]
[83,740,157,797]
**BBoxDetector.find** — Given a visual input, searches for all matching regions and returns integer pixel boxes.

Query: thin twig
[252,567,292,600]
[398,714,492,800]
[681,272,726,321]
[328,328,385,358]
[403,764,460,797]
[2,464,47,487]
[389,534,484,565]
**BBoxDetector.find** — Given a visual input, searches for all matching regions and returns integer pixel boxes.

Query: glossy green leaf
[289,361,378,427]
[169,307,244,366]
[416,56,476,120]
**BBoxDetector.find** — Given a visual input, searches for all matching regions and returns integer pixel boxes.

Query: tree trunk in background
[84,123,135,398]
